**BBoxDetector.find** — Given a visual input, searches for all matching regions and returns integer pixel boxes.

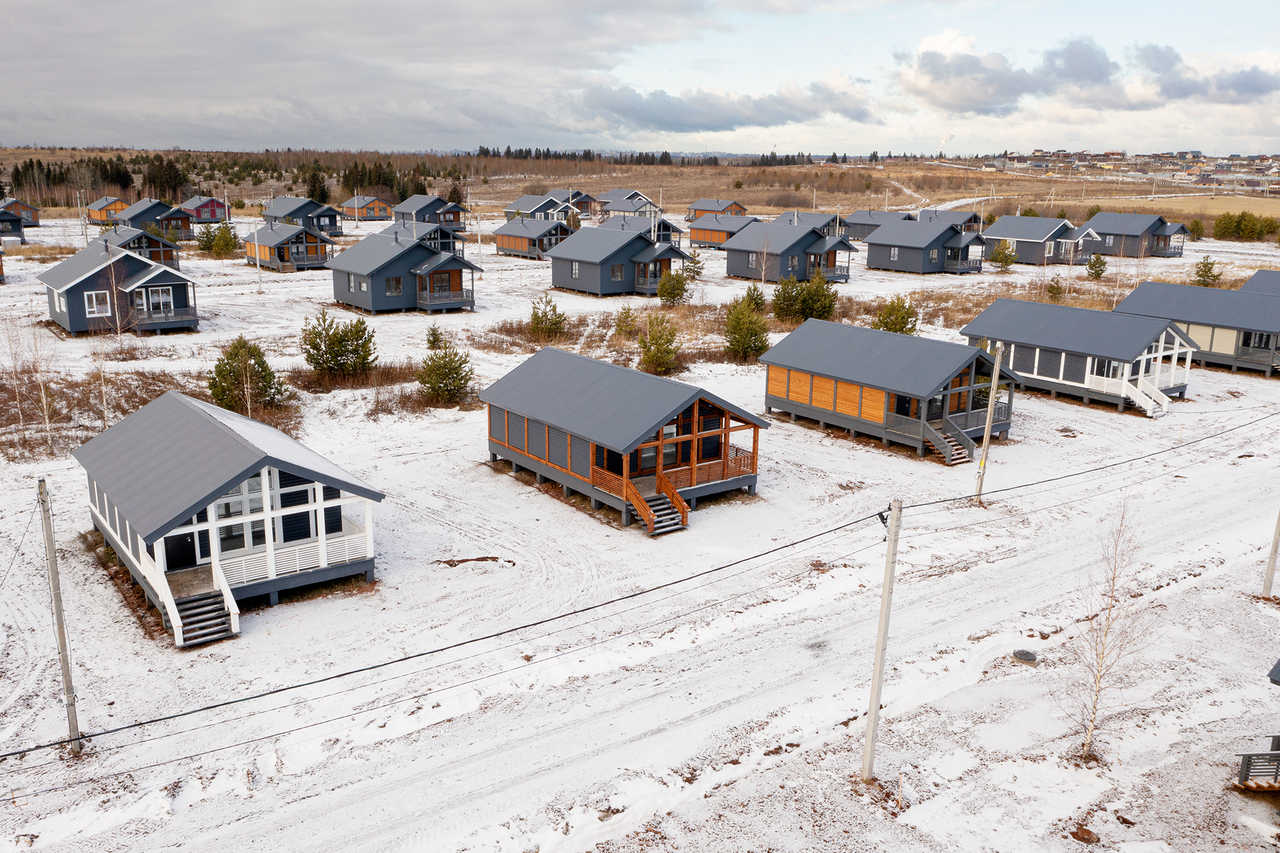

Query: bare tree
[27,328,59,456]
[1,318,28,443]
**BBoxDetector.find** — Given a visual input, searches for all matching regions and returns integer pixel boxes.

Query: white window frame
[889,247,899,262]
[85,290,111,317]
[57,293,67,313]
[1044,242,1054,258]
[571,261,580,279]
[347,273,356,293]
[929,248,938,262]
[748,252,757,269]
[148,286,173,313]
[787,255,798,270]
[359,280,367,292]
[1105,235,1114,247]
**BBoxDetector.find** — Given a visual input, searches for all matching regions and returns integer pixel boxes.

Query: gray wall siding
[553,242,643,295]
[1082,229,1155,258]
[332,270,374,311]
[725,248,779,281]
[867,244,937,274]
[489,406,507,442]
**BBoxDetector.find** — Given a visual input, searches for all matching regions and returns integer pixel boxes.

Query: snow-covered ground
[2,218,1280,851]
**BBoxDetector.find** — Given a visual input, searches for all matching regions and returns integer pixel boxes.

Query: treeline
[8,155,135,205]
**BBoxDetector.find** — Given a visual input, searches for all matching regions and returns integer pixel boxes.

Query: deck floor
[167,565,217,600]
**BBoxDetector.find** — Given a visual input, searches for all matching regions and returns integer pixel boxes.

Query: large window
[430,272,451,293]
[216,474,265,554]
[787,255,798,270]
[348,273,356,293]
[611,264,624,281]
[748,252,757,269]
[1044,242,1055,258]
[85,290,111,317]
[385,276,402,296]
[889,247,899,262]
[148,286,172,314]
[929,249,938,262]
[1243,332,1273,350]
[571,261,579,279]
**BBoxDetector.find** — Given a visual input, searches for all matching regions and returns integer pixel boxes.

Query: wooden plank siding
[767,365,788,398]
[811,376,835,410]
[690,228,730,244]
[786,370,812,404]
[860,388,886,422]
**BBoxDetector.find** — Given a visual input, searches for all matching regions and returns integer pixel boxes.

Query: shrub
[870,295,918,335]
[1057,208,1068,219]
[232,198,246,209]
[426,323,447,350]
[1022,209,1040,217]
[734,179,743,189]
[211,222,238,258]
[797,268,837,321]
[209,336,289,416]
[1085,204,1102,220]
[1192,255,1223,287]
[989,239,1016,272]
[566,210,581,231]
[1086,253,1107,281]
[1237,211,1261,241]
[301,309,378,377]
[724,299,769,361]
[772,275,804,321]
[1188,219,1205,241]
[657,269,689,306]
[416,343,474,404]
[742,281,766,313]
[1046,275,1065,302]
[983,211,998,227]
[447,184,464,205]
[196,224,216,252]
[1213,212,1237,240]
[638,313,680,374]
[530,293,566,340]
[1262,217,1280,237]
[683,250,705,283]
[614,305,638,338]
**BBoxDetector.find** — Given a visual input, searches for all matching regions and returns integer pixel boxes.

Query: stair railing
[920,419,959,462]
[1238,750,1280,786]
[656,471,690,527]
[624,478,657,534]
[210,562,241,635]
[941,416,977,458]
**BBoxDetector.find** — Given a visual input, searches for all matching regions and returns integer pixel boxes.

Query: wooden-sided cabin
[545,227,690,296]
[0,210,26,244]
[961,298,1198,417]
[546,189,600,217]
[72,391,385,647]
[263,196,344,237]
[689,214,760,249]
[722,220,857,282]
[88,196,129,224]
[480,347,768,535]
[1115,280,1280,376]
[686,199,746,221]
[1242,270,1280,296]
[103,225,180,270]
[916,209,981,232]
[177,195,229,224]
[775,211,842,237]
[327,225,480,313]
[0,197,40,226]
[865,220,986,274]
[980,216,1098,265]
[338,195,393,220]
[842,210,916,241]
[761,319,1019,464]
[1080,212,1189,258]
[598,215,685,246]
[243,223,334,272]
[38,238,199,336]
[493,217,573,259]
[117,198,193,241]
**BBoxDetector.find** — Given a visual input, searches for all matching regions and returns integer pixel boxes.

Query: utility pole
[38,478,81,756]
[862,498,902,783]
[974,342,1005,500]
[1263,503,1280,597]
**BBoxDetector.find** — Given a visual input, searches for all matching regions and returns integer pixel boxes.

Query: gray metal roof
[813,234,860,253]
[774,211,838,229]
[598,215,685,234]
[177,195,220,212]
[72,391,383,544]
[916,209,981,225]
[843,210,915,226]
[88,196,120,211]
[631,242,692,263]
[1155,222,1191,236]
[1115,281,1280,333]
[378,222,452,242]
[605,197,658,213]
[688,214,759,234]
[864,219,961,249]
[944,231,987,249]
[544,227,652,263]
[103,225,179,251]
[1242,270,1280,296]
[479,347,767,455]
[721,221,831,254]
[982,216,1072,242]
[759,319,1017,399]
[117,198,171,221]
[326,231,430,276]
[263,196,316,219]
[597,189,647,202]
[243,223,309,248]
[1084,211,1170,236]
[35,240,140,292]
[494,218,570,239]
[504,194,558,213]
[0,198,37,210]
[688,199,742,212]
[1064,225,1099,242]
[393,194,444,214]
[409,252,483,276]
[341,196,382,208]
[960,298,1188,361]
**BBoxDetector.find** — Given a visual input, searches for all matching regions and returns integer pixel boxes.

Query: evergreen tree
[742,281,766,313]
[1192,255,1223,286]
[638,313,680,375]
[196,224,216,252]
[724,298,770,361]
[683,250,705,282]
[211,222,238,258]
[300,309,378,377]
[1187,219,1205,241]
[870,295,918,335]
[209,336,288,417]
[1086,253,1107,281]
[530,293,566,339]
[447,184,465,205]
[416,343,474,404]
[990,240,1017,272]
[306,170,330,204]
[657,269,689,306]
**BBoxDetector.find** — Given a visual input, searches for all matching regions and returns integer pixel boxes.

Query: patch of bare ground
[79,529,167,641]
[238,573,379,611]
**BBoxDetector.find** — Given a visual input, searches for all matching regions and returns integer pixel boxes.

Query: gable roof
[479,348,766,455]
[1115,281,1280,333]
[325,231,431,275]
[604,197,659,214]
[262,196,317,219]
[393,194,445,214]
[760,319,1018,399]
[177,195,223,212]
[103,225,179,252]
[1084,212,1169,236]
[721,221,833,254]
[775,211,838,229]
[494,218,570,239]
[960,298,1188,361]
[688,199,743,212]
[598,215,685,234]
[243,223,334,249]
[409,252,484,276]
[630,241,693,263]
[843,210,915,226]
[88,196,121,211]
[864,219,963,249]
[982,215,1073,242]
[117,198,171,221]
[36,240,195,293]
[1242,269,1280,297]
[597,189,648,203]
[340,195,385,208]
[544,227,653,263]
[504,194,559,214]
[688,213,760,234]
[916,209,981,225]
[0,198,38,211]
[73,391,383,544]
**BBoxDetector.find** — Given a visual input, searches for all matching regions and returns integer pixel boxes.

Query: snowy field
[2,217,1280,851]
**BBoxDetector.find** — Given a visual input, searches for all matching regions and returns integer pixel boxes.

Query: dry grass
[286,358,419,394]
[4,243,80,263]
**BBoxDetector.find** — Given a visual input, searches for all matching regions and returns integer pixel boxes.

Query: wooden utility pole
[1263,503,1280,597]
[38,478,81,756]
[862,498,902,782]
[975,342,1005,500]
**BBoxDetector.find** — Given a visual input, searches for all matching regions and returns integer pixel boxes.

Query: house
[546,189,601,217]
[760,320,1019,464]
[980,216,1098,265]
[598,215,685,246]
[72,391,385,647]
[116,198,194,241]
[262,196,344,237]
[87,196,129,224]
[1115,280,1280,376]
[1241,269,1280,296]
[102,225,180,270]
[961,299,1198,416]
[916,209,982,232]
[546,228,690,296]
[177,195,229,225]
[603,196,663,218]
[597,189,652,207]
[688,214,760,249]
[842,210,915,241]
[686,199,746,221]
[243,223,335,272]
[493,218,573,260]
[864,220,985,274]
[337,195,393,220]
[392,194,468,232]
[327,226,480,313]
[723,221,857,282]
[0,198,40,227]
[0,210,26,244]
[1080,212,1190,257]
[379,221,464,257]
[480,347,767,534]
[504,194,574,221]
[775,211,841,237]
[38,238,199,336]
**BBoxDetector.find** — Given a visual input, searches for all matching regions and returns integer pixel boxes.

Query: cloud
[1133,43,1280,104]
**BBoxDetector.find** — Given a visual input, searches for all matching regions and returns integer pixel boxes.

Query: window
[57,294,66,313]
[787,255,798,270]
[571,261,579,279]
[748,252,757,269]
[929,249,938,262]
[430,272,451,293]
[148,286,172,314]
[611,264,624,281]
[1092,358,1122,379]
[889,247,899,262]
[85,290,111,317]
[348,273,356,293]
[1105,235,1114,247]
[1244,332,1273,350]
[385,276,402,296]
[359,280,367,292]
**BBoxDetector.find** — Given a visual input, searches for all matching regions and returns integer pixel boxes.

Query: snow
[1,218,1279,850]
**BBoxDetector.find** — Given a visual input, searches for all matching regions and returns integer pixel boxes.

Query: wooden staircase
[642,494,687,536]
[173,591,235,647]
[925,431,972,465]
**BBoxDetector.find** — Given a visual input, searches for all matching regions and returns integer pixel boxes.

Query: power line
[0,499,38,592]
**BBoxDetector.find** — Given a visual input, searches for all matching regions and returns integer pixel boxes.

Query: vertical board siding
[1063,353,1087,384]
[508,414,526,451]
[766,365,788,397]
[569,436,590,477]
[787,370,812,404]
[1012,344,1035,374]
[1036,349,1063,378]
[811,375,835,410]
[489,405,506,441]
[835,381,862,416]
[548,427,569,468]
[527,418,547,459]
[861,388,886,422]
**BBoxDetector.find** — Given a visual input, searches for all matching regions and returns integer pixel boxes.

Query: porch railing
[127,305,198,325]
[885,412,924,439]
[945,258,983,272]
[1238,748,1280,787]
[624,478,657,534]
[417,288,474,306]
[217,528,368,588]
[817,265,849,278]
[941,416,977,458]
[1151,245,1184,258]
[944,401,1009,431]
[656,471,689,527]
[591,466,623,496]
[289,249,332,263]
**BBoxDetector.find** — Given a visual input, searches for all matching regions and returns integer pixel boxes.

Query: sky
[6,0,1280,157]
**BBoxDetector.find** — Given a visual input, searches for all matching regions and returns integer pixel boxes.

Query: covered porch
[806,234,858,282]
[883,365,1016,464]
[413,253,481,312]
[633,241,692,296]
[944,231,986,273]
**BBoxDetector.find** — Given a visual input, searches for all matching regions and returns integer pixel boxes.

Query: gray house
[761,319,1019,464]
[775,211,841,236]
[722,221,857,282]
[843,210,915,241]
[117,198,193,241]
[73,391,385,647]
[981,216,1098,265]
[916,209,982,231]
[604,196,663,218]
[379,221,464,257]
[493,217,573,259]
[686,199,747,220]
[327,227,480,313]
[545,188,600,217]
[1240,269,1280,296]
[688,214,760,249]
[865,220,985,274]
[393,194,467,232]
[39,239,199,336]
[503,194,573,221]
[262,196,344,236]
[961,298,1198,416]
[480,347,767,535]
[1080,212,1189,258]
[244,223,335,272]
[103,225,180,270]
[1115,280,1280,375]
[545,228,690,296]
[598,215,684,246]
[0,209,26,244]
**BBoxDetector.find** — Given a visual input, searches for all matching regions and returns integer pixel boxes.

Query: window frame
[571,261,580,279]
[889,247,899,262]
[385,276,402,297]
[84,290,111,317]
[611,264,624,281]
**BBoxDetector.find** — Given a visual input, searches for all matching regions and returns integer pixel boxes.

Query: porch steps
[174,591,235,647]
[643,494,687,536]
[926,433,972,465]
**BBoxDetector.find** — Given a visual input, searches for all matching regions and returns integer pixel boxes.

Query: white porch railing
[218,528,369,588]
[209,562,241,635]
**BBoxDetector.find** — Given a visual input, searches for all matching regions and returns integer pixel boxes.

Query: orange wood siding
[786,370,811,404]
[691,228,728,243]
[860,388,885,422]
[835,381,862,416]
[811,375,835,410]
[767,365,788,397]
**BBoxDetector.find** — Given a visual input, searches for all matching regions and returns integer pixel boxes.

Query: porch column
[261,466,277,580]
[315,483,329,569]
[364,498,374,559]
[207,501,222,578]
[1118,362,1130,412]
[917,402,926,457]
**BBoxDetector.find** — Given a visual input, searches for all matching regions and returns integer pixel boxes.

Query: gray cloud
[1133,43,1280,104]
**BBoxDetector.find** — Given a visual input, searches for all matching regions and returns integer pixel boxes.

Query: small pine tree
[1057,208,1068,219]
[983,211,998,227]
[1213,212,1237,240]
[1086,253,1107,281]
[301,309,378,377]
[1046,274,1065,301]
[734,180,743,189]
[210,222,238,258]
[990,239,1017,272]
[306,170,329,205]
[797,269,837,321]
[416,343,474,404]
[1187,219,1205,242]
[196,223,216,252]
[530,293,566,340]
[614,305,638,338]
[1192,255,1223,287]
[1085,204,1102,220]
[447,184,464,205]
[1023,209,1040,217]
[772,275,804,322]
[870,295,918,335]
[683,250,705,282]
[209,336,288,417]
[724,299,769,361]
[742,281,766,313]
[657,269,689,306]
[426,323,447,350]
[231,198,246,210]
[638,313,680,375]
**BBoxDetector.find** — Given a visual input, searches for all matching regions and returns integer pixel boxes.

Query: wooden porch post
[364,499,374,561]
[315,483,329,569]
[752,425,759,474]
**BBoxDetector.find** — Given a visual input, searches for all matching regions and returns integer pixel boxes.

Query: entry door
[927,394,945,421]
[163,533,198,571]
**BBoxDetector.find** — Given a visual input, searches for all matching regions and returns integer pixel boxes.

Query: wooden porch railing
[656,471,689,527]
[591,466,622,496]
[624,478,657,534]
[657,445,756,489]
[1237,743,1280,788]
